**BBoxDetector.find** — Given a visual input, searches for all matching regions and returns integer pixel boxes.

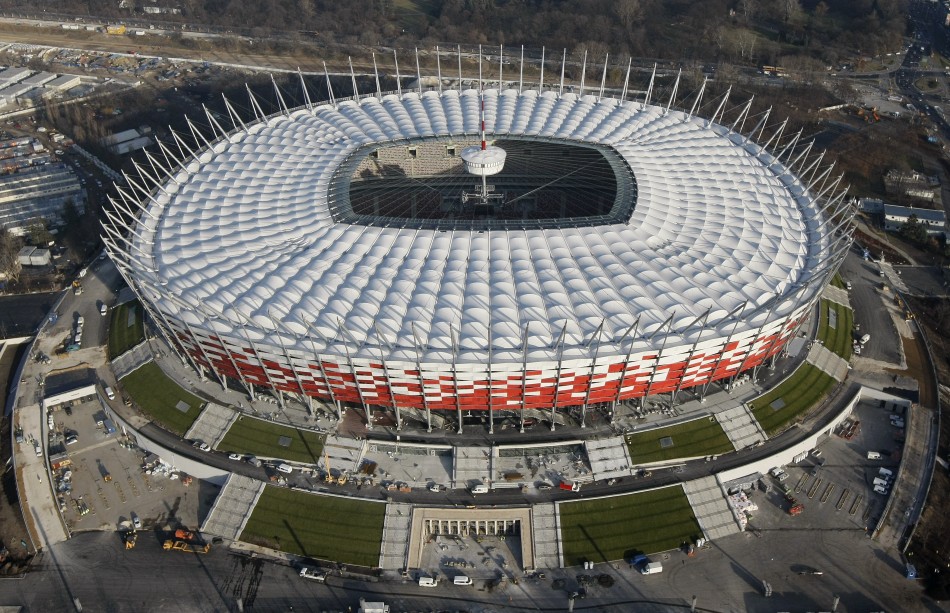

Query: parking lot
[49,396,212,533]
[744,400,904,537]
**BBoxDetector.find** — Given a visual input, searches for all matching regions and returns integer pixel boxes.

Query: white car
[227,453,241,461]
[198,442,210,452]
[100,304,108,316]
[131,513,142,530]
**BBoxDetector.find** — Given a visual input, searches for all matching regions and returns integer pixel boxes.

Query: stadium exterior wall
[161,300,811,411]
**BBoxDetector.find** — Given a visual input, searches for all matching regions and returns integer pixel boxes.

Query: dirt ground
[0,343,36,571]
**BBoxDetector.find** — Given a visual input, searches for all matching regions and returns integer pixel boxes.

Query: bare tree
[0,227,23,284]
[739,0,757,23]
[615,0,643,28]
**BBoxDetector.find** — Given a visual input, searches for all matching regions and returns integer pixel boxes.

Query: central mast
[461,45,507,205]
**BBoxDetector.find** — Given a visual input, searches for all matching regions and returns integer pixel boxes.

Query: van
[873,484,888,495]
[471,484,489,495]
[104,386,115,400]
[859,333,871,345]
[873,477,889,487]
[418,577,438,587]
[453,575,473,586]
[878,468,893,477]
[867,451,882,460]
[276,463,293,474]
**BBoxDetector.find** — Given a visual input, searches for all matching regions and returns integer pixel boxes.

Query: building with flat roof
[20,72,57,87]
[0,67,31,84]
[0,163,85,233]
[44,75,82,92]
[883,203,947,236]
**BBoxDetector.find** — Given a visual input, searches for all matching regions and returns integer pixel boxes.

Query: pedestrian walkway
[378,503,412,570]
[529,503,561,570]
[715,405,766,450]
[184,403,239,448]
[805,344,851,381]
[200,473,265,541]
[682,476,742,540]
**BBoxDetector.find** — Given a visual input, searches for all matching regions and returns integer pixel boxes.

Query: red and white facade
[104,75,853,422]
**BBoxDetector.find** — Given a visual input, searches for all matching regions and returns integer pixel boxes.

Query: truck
[163,540,210,553]
[299,566,327,582]
[103,419,116,435]
[106,24,127,35]
[641,561,663,575]
[559,480,581,492]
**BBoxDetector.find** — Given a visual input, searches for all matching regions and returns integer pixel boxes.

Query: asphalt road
[838,249,903,364]
[0,521,929,613]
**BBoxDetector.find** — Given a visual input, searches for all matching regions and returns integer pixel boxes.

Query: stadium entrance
[407,507,535,573]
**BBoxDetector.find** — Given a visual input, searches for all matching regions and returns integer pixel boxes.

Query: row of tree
[0,0,908,65]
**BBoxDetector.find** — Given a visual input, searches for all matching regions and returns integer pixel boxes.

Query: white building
[883,203,947,236]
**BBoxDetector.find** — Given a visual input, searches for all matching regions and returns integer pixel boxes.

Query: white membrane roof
[138,88,829,362]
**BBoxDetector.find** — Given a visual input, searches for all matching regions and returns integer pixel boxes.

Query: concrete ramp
[821,285,850,308]
[378,503,413,570]
[454,446,492,489]
[715,406,766,451]
[185,403,239,448]
[200,473,264,541]
[584,437,634,480]
[111,344,151,378]
[682,476,742,540]
[806,343,851,381]
[531,503,561,570]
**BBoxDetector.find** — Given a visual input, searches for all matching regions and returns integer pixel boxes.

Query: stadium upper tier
[110,86,851,412]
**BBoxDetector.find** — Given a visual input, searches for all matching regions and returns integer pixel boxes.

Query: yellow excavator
[323,450,336,484]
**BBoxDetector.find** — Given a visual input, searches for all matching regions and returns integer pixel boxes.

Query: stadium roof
[132,88,832,364]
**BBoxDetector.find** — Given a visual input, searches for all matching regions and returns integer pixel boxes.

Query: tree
[0,227,23,284]
[26,220,53,247]
[898,215,930,246]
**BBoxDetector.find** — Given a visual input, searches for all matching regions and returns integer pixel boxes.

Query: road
[0,519,929,613]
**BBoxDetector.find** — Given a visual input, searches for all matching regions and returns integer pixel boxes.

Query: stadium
[104,57,853,431]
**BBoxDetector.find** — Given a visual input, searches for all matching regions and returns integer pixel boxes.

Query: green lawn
[218,415,324,464]
[625,417,734,464]
[749,363,836,436]
[108,300,145,359]
[817,299,854,360]
[560,486,702,566]
[119,361,204,435]
[240,486,385,567]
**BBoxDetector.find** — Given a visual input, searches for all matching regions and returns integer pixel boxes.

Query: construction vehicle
[174,528,197,541]
[163,540,210,553]
[323,450,336,484]
[124,530,137,549]
[106,24,127,35]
